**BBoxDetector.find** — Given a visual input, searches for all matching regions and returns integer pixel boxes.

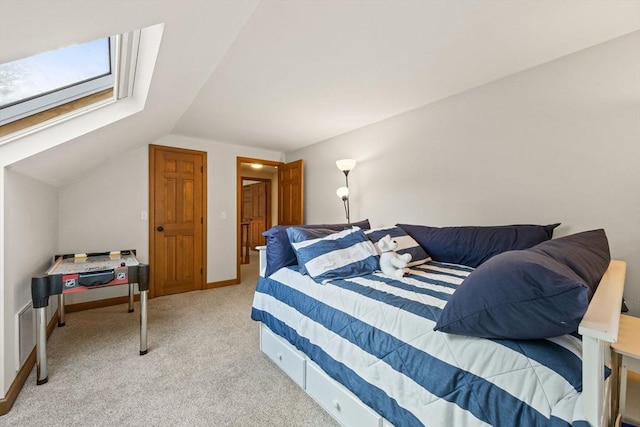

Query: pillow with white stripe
[365,226,430,267]
[287,227,379,283]
[285,227,336,275]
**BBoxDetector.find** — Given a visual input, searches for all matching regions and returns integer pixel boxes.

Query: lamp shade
[336,186,349,199]
[336,159,357,172]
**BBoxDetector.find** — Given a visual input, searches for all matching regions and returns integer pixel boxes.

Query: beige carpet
[2,254,339,426]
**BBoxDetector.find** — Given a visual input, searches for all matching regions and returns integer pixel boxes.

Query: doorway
[236,157,304,280]
[240,178,271,260]
[149,144,207,297]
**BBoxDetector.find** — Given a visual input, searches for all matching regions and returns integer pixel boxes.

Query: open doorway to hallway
[236,158,279,279]
[241,174,275,260]
[236,157,304,281]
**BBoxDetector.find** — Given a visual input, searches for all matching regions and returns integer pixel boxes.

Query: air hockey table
[30,249,149,385]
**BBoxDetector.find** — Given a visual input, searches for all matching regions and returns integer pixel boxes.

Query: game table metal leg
[138,264,150,355]
[128,283,135,313]
[58,293,66,326]
[31,273,62,385]
[35,307,48,385]
[140,290,148,355]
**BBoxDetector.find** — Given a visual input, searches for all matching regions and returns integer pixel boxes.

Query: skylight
[0,37,115,126]
[0,24,162,152]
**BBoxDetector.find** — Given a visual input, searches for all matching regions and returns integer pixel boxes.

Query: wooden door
[278,160,304,225]
[150,145,206,296]
[241,181,269,250]
[249,182,267,248]
[241,186,252,225]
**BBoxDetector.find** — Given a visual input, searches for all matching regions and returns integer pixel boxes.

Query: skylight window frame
[0,30,142,143]
[0,37,117,127]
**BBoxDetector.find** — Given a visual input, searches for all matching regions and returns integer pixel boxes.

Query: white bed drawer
[260,323,306,388]
[306,360,381,427]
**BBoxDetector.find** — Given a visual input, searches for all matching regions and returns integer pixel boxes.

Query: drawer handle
[332,400,341,411]
[277,353,283,361]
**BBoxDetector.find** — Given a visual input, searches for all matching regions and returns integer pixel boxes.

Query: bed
[250,222,626,427]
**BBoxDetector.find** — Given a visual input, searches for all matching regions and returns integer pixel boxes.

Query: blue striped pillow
[287,227,379,283]
[285,228,337,275]
[365,226,430,267]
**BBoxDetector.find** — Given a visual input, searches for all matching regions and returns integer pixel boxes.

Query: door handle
[156,226,164,232]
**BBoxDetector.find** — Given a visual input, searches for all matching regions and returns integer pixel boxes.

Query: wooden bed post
[582,336,607,425]
[257,245,267,277]
[578,260,626,427]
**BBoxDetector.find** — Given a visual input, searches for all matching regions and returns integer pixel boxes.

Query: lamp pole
[336,159,357,224]
[343,170,350,223]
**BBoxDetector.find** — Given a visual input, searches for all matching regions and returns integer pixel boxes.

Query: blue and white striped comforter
[251,261,590,427]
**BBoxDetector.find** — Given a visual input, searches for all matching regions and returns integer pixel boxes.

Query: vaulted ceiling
[1,0,639,186]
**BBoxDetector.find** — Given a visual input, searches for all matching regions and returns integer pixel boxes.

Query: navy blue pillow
[263,219,371,277]
[434,229,610,339]
[528,229,610,300]
[397,223,560,268]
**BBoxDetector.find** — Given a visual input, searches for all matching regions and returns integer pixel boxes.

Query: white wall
[3,170,58,395]
[286,32,640,316]
[58,145,150,304]
[58,135,283,304]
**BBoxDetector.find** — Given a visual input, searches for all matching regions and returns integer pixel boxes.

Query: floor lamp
[336,159,356,224]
